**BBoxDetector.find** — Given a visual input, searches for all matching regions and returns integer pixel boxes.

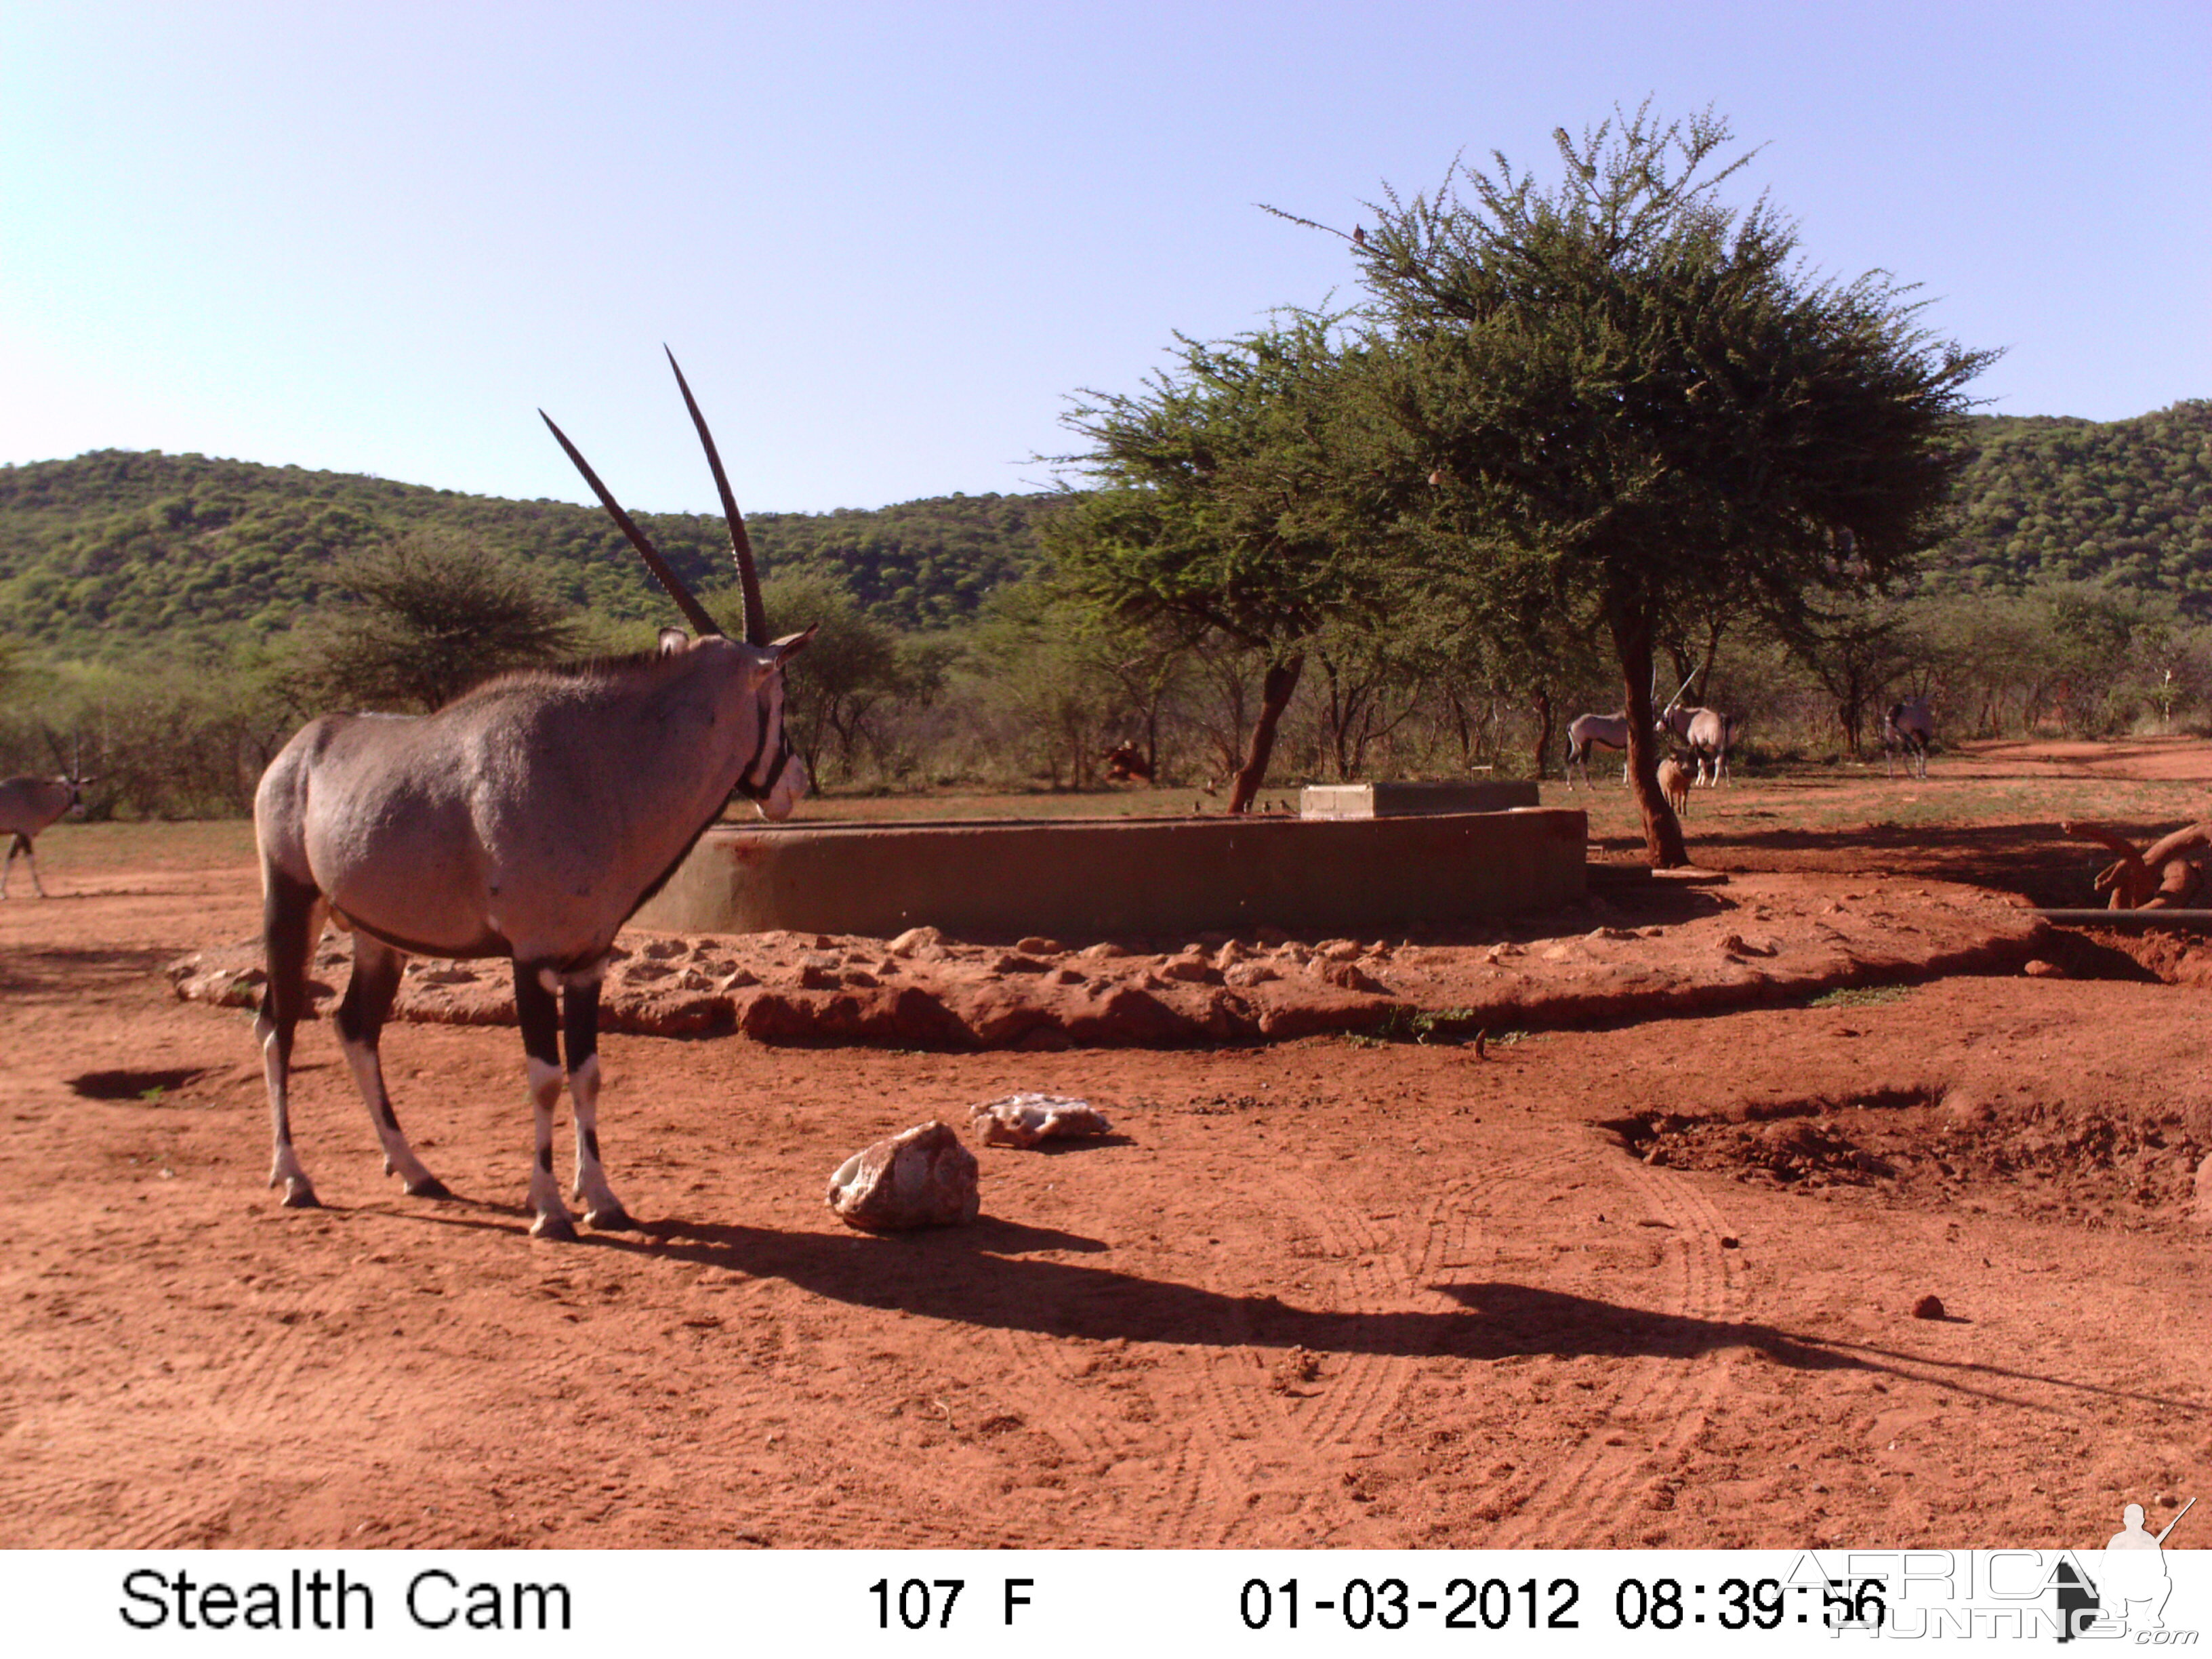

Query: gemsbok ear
[767,624,819,667]
[657,628,691,657]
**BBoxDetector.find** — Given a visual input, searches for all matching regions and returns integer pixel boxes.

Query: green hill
[0,449,1057,655]
[5,398,2209,656]
[1936,399,2212,605]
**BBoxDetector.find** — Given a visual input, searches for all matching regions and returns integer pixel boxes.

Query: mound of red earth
[1616,1087,2207,1233]
[167,870,2047,1050]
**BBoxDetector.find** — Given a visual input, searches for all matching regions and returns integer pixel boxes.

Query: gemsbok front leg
[513,962,579,1240]
[335,934,449,1198]
[560,968,633,1229]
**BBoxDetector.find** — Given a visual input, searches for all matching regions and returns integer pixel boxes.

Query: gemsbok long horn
[539,409,726,640]
[663,346,771,647]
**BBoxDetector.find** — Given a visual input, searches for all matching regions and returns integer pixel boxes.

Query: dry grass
[32,741,2212,890]
[1559,764,2211,846]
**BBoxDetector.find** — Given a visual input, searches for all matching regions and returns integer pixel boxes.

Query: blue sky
[3,1,2206,514]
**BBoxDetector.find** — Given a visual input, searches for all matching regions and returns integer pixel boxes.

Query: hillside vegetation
[0,449,1055,655]
[3,403,2207,660]
[1938,400,2212,601]
[3,401,2211,821]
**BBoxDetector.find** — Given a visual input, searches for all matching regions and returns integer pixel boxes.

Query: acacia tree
[1791,599,1908,756]
[1341,104,1993,863]
[966,583,1120,789]
[293,529,582,712]
[1047,318,1387,813]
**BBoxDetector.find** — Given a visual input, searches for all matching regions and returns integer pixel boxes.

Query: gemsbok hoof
[280,1177,321,1209]
[530,1212,578,1242]
[584,1203,637,1231]
[404,1176,453,1200]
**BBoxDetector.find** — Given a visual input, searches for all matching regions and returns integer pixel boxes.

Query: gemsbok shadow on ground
[357,1202,2207,1416]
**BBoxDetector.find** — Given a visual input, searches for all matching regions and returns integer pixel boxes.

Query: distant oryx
[1563,712,1633,788]
[1883,695,1935,779]
[1656,683,1738,787]
[1,769,95,898]
[253,350,815,1239]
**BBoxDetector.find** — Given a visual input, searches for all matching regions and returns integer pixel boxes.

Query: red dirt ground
[2,741,2207,1550]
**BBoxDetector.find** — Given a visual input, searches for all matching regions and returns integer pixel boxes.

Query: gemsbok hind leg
[335,934,449,1199]
[513,962,579,1240]
[560,969,633,1229]
[4,832,45,898]
[256,868,325,1208]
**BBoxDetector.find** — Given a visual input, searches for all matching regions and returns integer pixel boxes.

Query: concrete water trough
[631,802,1586,941]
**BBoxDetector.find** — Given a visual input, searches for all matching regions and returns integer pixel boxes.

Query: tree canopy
[287,529,583,712]
[1337,104,1995,861]
[1046,317,1393,810]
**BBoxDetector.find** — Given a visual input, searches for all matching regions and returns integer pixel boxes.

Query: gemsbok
[1656,691,1738,786]
[1564,712,1633,788]
[253,350,815,1239]
[1,769,95,898]
[1883,695,1935,779]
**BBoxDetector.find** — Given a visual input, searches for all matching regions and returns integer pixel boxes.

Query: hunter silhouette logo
[2058,1496,2196,1641]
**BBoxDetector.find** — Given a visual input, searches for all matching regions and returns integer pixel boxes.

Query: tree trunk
[1531,685,1555,781]
[1227,655,1304,815]
[1612,616,1688,867]
[1694,617,1723,706]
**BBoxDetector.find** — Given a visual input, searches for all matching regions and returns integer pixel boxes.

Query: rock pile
[165,872,2045,1052]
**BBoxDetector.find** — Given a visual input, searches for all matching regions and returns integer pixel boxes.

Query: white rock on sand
[826,1122,980,1231]
[970,1093,1113,1149]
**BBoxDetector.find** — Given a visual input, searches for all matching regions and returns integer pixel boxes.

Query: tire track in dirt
[719,1287,1173,1551]
[1292,1185,1416,1452]
[1488,1139,1746,1547]
[1168,1150,1559,1544]
[16,1202,541,1547]
[1141,1168,1433,1544]
[970,1283,1242,1548]
[23,1249,403,1545]
[946,1166,1443,1546]
[1404,1137,1624,1540]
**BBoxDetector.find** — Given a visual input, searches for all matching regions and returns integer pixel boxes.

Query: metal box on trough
[1299,780,1540,818]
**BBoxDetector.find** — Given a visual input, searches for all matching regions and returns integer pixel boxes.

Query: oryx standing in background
[253,351,815,1239]
[1883,695,1935,779]
[1564,712,1633,788]
[1656,675,1738,786]
[1,767,95,898]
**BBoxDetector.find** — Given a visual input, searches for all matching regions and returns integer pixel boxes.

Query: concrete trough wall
[632,808,1586,941]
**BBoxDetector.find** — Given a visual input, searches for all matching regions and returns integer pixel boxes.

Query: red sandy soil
[2,742,2208,1550]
